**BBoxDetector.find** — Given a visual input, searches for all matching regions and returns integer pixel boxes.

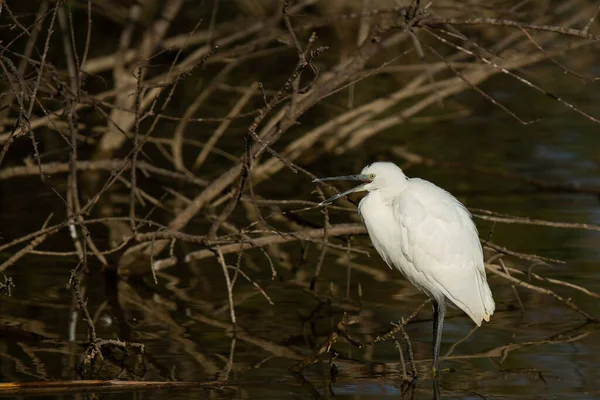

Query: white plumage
[314,161,495,374]
[358,163,495,324]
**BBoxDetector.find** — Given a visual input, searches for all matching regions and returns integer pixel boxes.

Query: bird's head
[313,161,407,205]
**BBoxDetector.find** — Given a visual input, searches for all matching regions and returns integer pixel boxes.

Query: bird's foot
[432,367,454,378]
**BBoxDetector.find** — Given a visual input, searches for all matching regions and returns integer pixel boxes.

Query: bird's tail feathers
[463,274,495,326]
[480,279,495,322]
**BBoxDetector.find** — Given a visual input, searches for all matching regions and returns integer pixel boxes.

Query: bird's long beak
[312,174,372,206]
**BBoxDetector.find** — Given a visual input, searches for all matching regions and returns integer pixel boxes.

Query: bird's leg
[431,297,446,378]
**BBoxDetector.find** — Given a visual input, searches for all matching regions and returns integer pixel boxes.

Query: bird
[313,161,495,376]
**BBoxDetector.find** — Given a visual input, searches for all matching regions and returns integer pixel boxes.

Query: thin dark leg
[433,377,441,400]
[432,297,446,377]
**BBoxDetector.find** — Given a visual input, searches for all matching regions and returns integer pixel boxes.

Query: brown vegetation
[1,0,599,398]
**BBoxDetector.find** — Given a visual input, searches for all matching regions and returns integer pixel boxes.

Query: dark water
[2,65,600,399]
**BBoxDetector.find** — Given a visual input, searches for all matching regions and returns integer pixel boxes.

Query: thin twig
[215,247,237,325]
[486,263,596,322]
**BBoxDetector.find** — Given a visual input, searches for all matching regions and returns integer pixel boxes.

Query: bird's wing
[393,179,494,324]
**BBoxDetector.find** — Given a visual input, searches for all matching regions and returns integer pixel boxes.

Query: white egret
[314,161,495,375]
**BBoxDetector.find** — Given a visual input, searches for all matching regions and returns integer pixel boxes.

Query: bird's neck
[372,182,408,204]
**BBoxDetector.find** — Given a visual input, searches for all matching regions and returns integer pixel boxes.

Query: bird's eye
[368,173,376,180]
